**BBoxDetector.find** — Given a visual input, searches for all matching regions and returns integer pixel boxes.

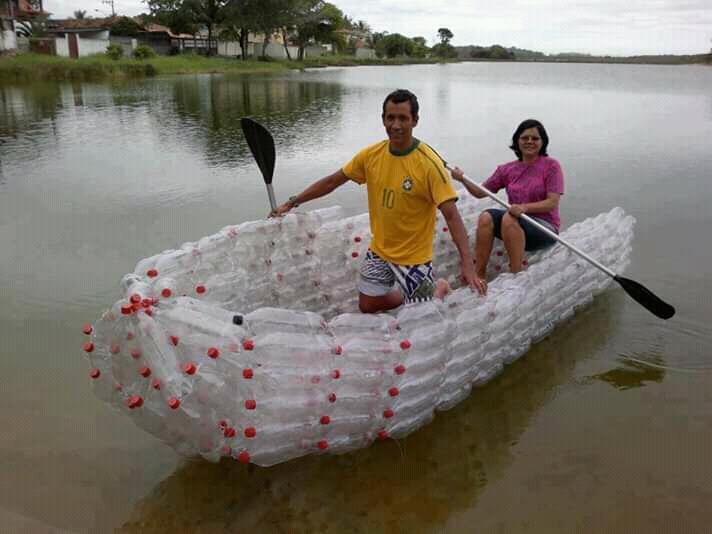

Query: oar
[445,164,676,320]
[240,117,277,212]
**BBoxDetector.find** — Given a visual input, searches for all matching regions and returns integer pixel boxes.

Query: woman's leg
[475,211,496,279]
[501,213,526,273]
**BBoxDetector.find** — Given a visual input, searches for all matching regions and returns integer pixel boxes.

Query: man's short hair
[382,89,419,119]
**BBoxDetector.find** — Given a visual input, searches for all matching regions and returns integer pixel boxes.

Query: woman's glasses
[519,135,541,142]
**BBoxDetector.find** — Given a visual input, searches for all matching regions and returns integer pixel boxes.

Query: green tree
[110,16,142,36]
[146,0,230,54]
[411,36,428,57]
[437,27,453,45]
[381,33,414,58]
[292,1,345,60]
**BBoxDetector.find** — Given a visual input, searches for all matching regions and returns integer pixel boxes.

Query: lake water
[1,62,711,532]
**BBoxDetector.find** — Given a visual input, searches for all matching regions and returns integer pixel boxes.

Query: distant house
[47,17,113,58]
[335,27,375,59]
[1,0,47,52]
[138,23,212,55]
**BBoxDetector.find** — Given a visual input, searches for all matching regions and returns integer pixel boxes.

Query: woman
[450,119,564,284]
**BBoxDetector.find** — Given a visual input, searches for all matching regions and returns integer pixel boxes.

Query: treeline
[456,44,712,65]
[144,0,354,60]
[372,28,457,59]
[143,0,459,60]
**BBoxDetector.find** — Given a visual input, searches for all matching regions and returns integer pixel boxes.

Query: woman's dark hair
[382,89,419,119]
[510,119,549,160]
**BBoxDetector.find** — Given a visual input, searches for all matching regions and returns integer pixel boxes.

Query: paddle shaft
[448,165,617,279]
[266,183,277,212]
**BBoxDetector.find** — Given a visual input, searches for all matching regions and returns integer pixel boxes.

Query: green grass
[0,52,456,84]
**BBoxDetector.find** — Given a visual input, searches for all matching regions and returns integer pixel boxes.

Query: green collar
[389,138,420,156]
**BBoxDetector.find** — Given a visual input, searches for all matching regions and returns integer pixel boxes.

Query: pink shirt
[483,156,565,231]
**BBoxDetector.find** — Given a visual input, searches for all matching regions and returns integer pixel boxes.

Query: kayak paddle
[240,117,277,212]
[445,164,676,320]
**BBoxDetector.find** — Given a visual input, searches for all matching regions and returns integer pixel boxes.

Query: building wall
[77,31,110,56]
[1,28,17,52]
[55,35,69,57]
[110,36,137,57]
[355,48,376,60]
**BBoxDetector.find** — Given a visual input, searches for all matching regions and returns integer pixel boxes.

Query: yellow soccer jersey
[342,139,458,265]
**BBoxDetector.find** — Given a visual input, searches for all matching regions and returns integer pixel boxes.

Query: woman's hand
[450,166,465,183]
[508,204,527,218]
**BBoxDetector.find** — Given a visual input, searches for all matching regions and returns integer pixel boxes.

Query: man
[272,89,484,313]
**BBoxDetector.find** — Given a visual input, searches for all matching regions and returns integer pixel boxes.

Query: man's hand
[508,204,527,218]
[461,259,487,295]
[269,202,293,218]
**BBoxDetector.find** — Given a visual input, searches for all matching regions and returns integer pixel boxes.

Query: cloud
[43,0,712,55]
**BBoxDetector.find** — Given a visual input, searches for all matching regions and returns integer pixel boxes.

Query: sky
[43,0,712,56]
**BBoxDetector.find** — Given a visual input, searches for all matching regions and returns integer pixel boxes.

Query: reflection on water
[591,357,666,390]
[119,304,616,533]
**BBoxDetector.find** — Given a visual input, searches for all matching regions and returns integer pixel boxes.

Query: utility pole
[101,0,116,16]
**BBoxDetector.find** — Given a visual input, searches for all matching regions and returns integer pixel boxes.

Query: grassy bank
[0,53,286,83]
[0,53,454,84]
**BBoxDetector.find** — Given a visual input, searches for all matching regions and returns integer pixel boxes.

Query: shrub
[133,45,156,59]
[105,43,123,60]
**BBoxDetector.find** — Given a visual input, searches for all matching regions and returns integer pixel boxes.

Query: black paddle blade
[240,118,275,185]
[614,275,675,319]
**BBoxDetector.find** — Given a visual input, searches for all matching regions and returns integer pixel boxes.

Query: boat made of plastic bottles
[82,192,634,466]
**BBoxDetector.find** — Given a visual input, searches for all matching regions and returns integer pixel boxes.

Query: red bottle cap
[443,226,449,232]
[242,368,253,379]
[354,236,362,242]
[377,431,389,441]
[394,364,406,375]
[351,251,359,258]
[317,440,328,450]
[168,397,180,409]
[121,304,132,315]
[182,362,197,375]
[139,366,151,377]
[89,368,101,379]
[224,427,236,438]
[388,387,400,397]
[320,415,331,425]
[244,427,256,438]
[161,288,172,298]
[82,324,93,335]
[244,399,256,410]
[169,335,179,346]
[83,342,94,353]
[147,269,158,278]
[328,393,336,403]
[383,409,394,418]
[331,369,341,379]
[151,379,161,390]
[400,340,411,350]
[237,451,250,464]
[333,345,343,355]
[207,347,220,359]
[195,284,206,294]
[127,395,143,409]
[130,294,141,304]
[242,339,254,351]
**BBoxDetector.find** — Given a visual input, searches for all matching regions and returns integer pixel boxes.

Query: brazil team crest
[402,176,413,192]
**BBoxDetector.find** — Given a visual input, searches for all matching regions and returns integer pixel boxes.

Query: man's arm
[272,170,351,216]
[439,199,486,295]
